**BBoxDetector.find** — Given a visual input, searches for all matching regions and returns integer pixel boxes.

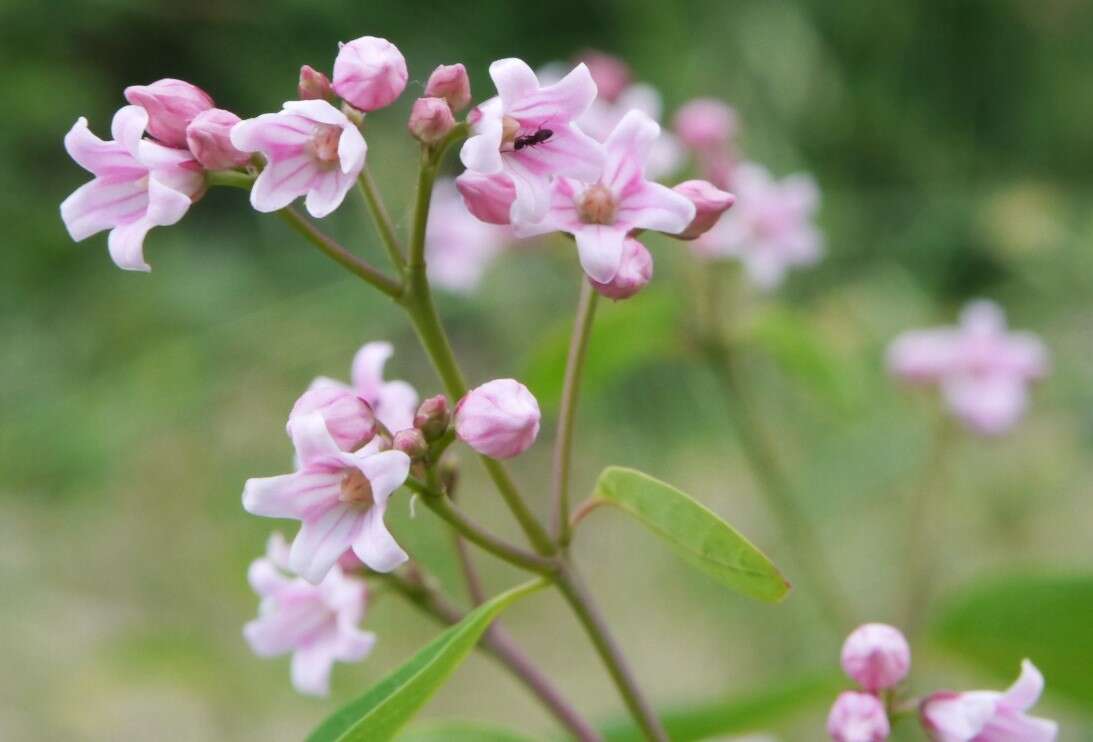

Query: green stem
[205,169,255,189]
[357,169,406,275]
[553,279,600,545]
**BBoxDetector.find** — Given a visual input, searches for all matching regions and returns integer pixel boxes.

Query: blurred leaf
[521,289,679,410]
[929,573,1093,707]
[591,467,790,603]
[397,721,537,741]
[308,580,545,742]
[599,674,843,742]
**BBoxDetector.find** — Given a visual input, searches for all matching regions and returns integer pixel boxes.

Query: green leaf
[308,580,545,742]
[599,674,843,742]
[928,572,1093,708]
[397,720,538,742]
[591,467,790,603]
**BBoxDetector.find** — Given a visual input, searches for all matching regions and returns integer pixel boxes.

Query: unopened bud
[424,63,472,112]
[414,395,451,440]
[589,238,652,300]
[186,108,250,170]
[672,180,735,240]
[298,65,333,101]
[393,428,428,460]
[408,97,456,145]
[124,78,214,148]
[332,36,408,112]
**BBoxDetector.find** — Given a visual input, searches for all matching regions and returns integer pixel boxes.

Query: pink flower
[695,162,822,289]
[244,532,376,696]
[60,105,204,272]
[185,108,250,170]
[426,179,509,293]
[124,78,214,148]
[425,63,472,112]
[332,36,408,112]
[575,80,683,180]
[578,50,632,103]
[920,660,1057,742]
[455,379,541,459]
[460,58,604,224]
[243,411,411,583]
[288,386,376,452]
[456,170,517,225]
[408,97,456,145]
[841,623,911,692]
[230,99,367,218]
[887,300,1049,435]
[514,110,695,283]
[827,691,890,742]
[310,341,420,433]
[673,179,736,240]
[589,237,652,300]
[674,98,737,152]
[298,65,333,101]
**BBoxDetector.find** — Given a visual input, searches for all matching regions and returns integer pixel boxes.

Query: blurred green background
[4,0,1093,739]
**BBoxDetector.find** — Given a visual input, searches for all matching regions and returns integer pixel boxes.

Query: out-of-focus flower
[827,691,890,742]
[298,65,333,101]
[243,412,411,583]
[124,78,215,148]
[288,386,376,452]
[185,108,250,170]
[456,170,517,225]
[589,237,653,300]
[674,98,737,152]
[425,63,472,112]
[244,532,375,696]
[309,341,419,433]
[694,162,822,289]
[460,58,604,224]
[514,110,694,283]
[408,97,456,145]
[576,78,683,180]
[841,623,911,692]
[920,660,1057,741]
[673,179,735,240]
[578,50,632,103]
[455,379,541,459]
[60,105,204,271]
[426,179,509,292]
[332,36,408,112]
[887,300,1049,435]
[231,99,367,218]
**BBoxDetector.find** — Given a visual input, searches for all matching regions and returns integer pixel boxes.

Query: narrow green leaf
[599,674,843,742]
[592,467,790,603]
[308,580,545,742]
[929,572,1093,707]
[397,720,538,742]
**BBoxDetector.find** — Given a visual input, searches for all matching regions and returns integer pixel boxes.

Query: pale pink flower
[185,108,250,170]
[827,691,890,742]
[589,237,652,300]
[841,623,911,692]
[310,341,419,433]
[298,65,333,101]
[674,98,737,152]
[332,36,408,112]
[576,81,684,180]
[124,78,214,148]
[695,162,822,289]
[408,97,456,145]
[288,386,376,452]
[244,532,376,696]
[231,99,366,218]
[426,179,509,293]
[514,110,695,283]
[578,50,632,103]
[887,300,1049,435]
[456,170,517,225]
[60,105,204,272]
[243,412,411,583]
[460,58,604,224]
[673,179,736,240]
[455,379,541,459]
[425,63,472,112]
[920,660,1057,742]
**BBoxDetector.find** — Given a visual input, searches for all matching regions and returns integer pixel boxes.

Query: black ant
[513,128,553,150]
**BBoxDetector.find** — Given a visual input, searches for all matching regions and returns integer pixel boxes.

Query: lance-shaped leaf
[591,467,790,603]
[308,579,545,742]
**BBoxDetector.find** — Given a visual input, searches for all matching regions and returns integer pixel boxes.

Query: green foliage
[397,720,537,742]
[928,572,1093,708]
[308,580,545,742]
[591,467,790,603]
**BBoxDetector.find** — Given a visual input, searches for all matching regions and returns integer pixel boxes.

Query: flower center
[339,469,374,506]
[500,116,521,148]
[578,185,617,225]
[310,124,343,166]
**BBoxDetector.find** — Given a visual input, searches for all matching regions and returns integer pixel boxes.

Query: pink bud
[408,97,456,145]
[124,78,215,148]
[841,623,911,692]
[455,170,517,225]
[589,238,653,300]
[332,36,408,112]
[454,379,541,459]
[288,386,376,452]
[673,180,736,240]
[185,108,249,170]
[425,64,472,112]
[826,692,890,742]
[414,395,451,440]
[578,50,632,103]
[298,65,333,101]
[393,428,428,460]
[674,98,736,152]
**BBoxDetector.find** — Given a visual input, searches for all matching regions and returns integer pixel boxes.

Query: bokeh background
[4,1,1093,739]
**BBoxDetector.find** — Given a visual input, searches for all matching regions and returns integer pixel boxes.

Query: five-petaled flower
[242,411,411,583]
[244,532,376,696]
[513,109,695,283]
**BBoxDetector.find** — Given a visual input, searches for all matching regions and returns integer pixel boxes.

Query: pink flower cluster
[827,624,1056,741]
[887,300,1049,435]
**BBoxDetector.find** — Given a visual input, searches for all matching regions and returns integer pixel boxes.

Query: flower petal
[305,167,356,218]
[230,113,313,154]
[289,411,345,468]
[616,181,695,234]
[290,504,365,584]
[290,642,337,696]
[575,225,627,283]
[376,381,418,432]
[282,99,348,126]
[489,58,540,109]
[250,152,318,213]
[337,124,367,175]
[510,124,604,184]
[602,110,660,193]
[111,105,150,159]
[350,341,394,400]
[60,177,146,243]
[505,156,553,224]
[508,62,597,123]
[64,117,142,176]
[351,504,408,573]
[351,449,410,505]
[1002,659,1046,712]
[107,219,155,272]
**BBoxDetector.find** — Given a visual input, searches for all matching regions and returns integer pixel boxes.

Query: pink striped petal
[575,225,628,283]
[508,62,597,123]
[290,504,365,584]
[351,504,408,573]
[490,58,540,108]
